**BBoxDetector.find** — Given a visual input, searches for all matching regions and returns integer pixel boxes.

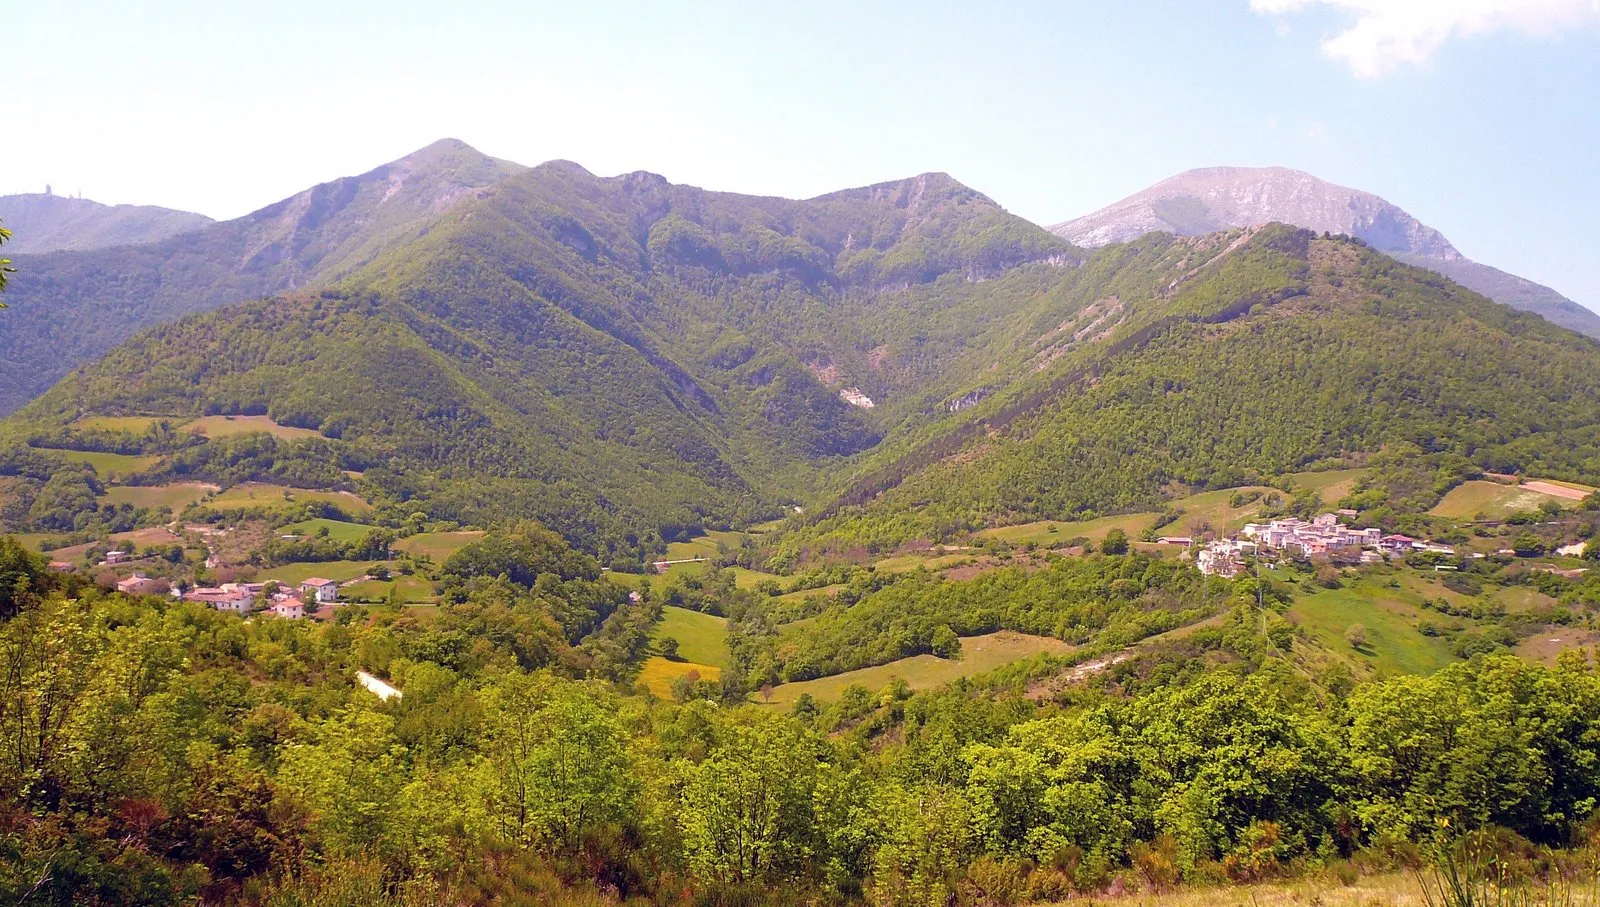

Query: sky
[9,0,1600,309]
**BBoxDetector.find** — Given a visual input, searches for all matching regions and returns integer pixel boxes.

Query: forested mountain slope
[790,226,1600,554]
[0,139,525,412]
[0,192,213,254]
[1052,166,1600,337]
[3,157,1076,552]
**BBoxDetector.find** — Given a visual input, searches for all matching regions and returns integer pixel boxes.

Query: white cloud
[1251,0,1600,77]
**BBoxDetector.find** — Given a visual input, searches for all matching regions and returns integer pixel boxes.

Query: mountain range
[0,192,213,254]
[3,142,1599,556]
[1051,166,1600,337]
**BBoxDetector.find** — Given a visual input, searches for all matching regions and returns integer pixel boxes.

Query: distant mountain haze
[0,138,526,412]
[0,192,213,253]
[1050,166,1600,337]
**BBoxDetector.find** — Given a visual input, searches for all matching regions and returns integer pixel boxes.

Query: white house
[301,578,339,603]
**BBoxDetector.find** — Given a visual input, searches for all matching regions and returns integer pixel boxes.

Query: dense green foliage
[8,530,1600,905]
[782,231,1600,558]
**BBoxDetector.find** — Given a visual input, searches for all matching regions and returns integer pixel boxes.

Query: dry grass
[185,414,323,440]
[636,657,721,698]
[763,631,1074,704]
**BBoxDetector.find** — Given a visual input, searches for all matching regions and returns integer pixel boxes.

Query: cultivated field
[763,630,1075,704]
[341,574,435,603]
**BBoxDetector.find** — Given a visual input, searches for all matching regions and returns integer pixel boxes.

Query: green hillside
[784,228,1600,558]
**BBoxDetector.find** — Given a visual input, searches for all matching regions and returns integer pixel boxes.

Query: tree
[1101,528,1130,556]
[1512,533,1546,557]
[659,636,681,661]
[930,624,962,660]
[0,220,13,302]
[1345,623,1369,649]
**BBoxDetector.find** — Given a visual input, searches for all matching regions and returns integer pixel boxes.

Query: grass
[256,560,373,585]
[872,552,975,573]
[341,574,435,603]
[726,565,782,589]
[1053,871,1432,906]
[981,513,1158,547]
[282,518,372,543]
[1168,486,1281,535]
[99,482,218,511]
[72,415,172,433]
[53,449,161,476]
[763,631,1075,704]
[1430,480,1569,520]
[637,657,722,698]
[8,532,61,553]
[392,530,484,561]
[206,483,373,515]
[1287,576,1456,676]
[664,529,747,561]
[652,606,731,668]
[184,414,323,440]
[1285,467,1370,503]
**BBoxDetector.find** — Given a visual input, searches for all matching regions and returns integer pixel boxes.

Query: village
[1186,511,1458,577]
[104,569,342,620]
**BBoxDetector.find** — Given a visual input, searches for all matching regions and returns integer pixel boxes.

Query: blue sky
[10,0,1600,309]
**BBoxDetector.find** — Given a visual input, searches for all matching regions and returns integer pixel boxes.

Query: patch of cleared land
[1285,467,1369,503]
[727,565,782,589]
[1064,871,1522,907]
[1517,628,1600,666]
[282,518,372,543]
[652,606,731,668]
[73,415,172,433]
[392,530,484,561]
[664,529,747,561]
[54,449,161,476]
[258,560,373,585]
[100,482,218,511]
[206,483,372,515]
[982,513,1159,548]
[764,630,1075,704]
[1430,480,1569,520]
[185,414,324,440]
[1522,479,1592,501]
[872,551,976,573]
[341,574,435,603]
[638,657,722,698]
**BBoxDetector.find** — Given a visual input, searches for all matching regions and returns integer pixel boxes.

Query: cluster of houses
[1191,512,1456,577]
[180,576,339,619]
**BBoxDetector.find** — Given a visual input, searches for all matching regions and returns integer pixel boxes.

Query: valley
[5,141,1600,907]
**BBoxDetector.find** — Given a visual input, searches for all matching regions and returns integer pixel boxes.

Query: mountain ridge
[0,192,214,254]
[1050,165,1600,337]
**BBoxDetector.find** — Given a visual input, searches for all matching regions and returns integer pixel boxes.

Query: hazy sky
[10,0,1600,309]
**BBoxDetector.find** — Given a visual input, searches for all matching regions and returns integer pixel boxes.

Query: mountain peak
[1053,165,1458,259]
[1050,166,1600,338]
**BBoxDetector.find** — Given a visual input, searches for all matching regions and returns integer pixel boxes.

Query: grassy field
[100,482,218,511]
[73,415,172,433]
[982,513,1158,547]
[637,657,722,698]
[1288,577,1456,676]
[206,483,373,515]
[392,530,484,561]
[1285,467,1369,503]
[1430,480,1570,520]
[257,560,373,585]
[652,606,731,668]
[184,414,323,440]
[282,518,372,543]
[54,449,162,476]
[1168,486,1281,535]
[664,529,747,561]
[726,565,782,589]
[341,574,435,603]
[764,631,1075,704]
